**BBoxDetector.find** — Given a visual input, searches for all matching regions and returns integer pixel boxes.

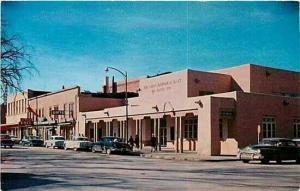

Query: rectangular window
[184,117,198,139]
[219,118,223,139]
[199,91,214,96]
[69,103,74,118]
[16,101,19,114]
[53,105,59,119]
[262,117,276,138]
[13,102,15,115]
[63,103,67,118]
[49,107,52,119]
[7,103,10,116]
[293,119,300,138]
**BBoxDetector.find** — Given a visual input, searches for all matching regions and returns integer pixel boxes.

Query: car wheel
[261,159,269,164]
[242,160,249,163]
[107,148,111,155]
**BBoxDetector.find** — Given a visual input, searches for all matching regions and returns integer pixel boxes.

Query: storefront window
[293,119,300,138]
[69,103,74,118]
[262,117,276,138]
[184,117,197,139]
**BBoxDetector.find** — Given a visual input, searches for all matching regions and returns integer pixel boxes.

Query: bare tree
[1,32,37,102]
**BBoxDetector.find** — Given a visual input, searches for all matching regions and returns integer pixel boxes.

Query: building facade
[79,64,300,156]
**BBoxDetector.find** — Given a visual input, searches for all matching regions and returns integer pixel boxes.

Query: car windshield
[1,135,10,139]
[30,136,40,140]
[260,140,278,146]
[76,137,88,141]
[54,137,64,140]
[107,137,122,142]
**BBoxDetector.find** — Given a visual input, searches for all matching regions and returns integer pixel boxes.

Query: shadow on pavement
[1,172,61,190]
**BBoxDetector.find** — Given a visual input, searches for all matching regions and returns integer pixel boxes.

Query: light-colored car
[64,136,92,151]
[45,136,65,149]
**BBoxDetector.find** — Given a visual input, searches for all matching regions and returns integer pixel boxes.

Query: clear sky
[2,1,299,93]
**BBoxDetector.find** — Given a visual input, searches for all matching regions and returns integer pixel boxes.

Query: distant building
[79,64,300,156]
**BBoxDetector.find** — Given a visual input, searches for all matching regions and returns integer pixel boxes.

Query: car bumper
[239,153,264,160]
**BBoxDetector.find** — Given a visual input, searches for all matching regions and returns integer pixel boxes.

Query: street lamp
[105,66,128,142]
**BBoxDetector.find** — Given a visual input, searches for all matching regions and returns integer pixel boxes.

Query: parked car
[238,138,300,164]
[92,136,132,155]
[292,138,300,147]
[20,135,44,147]
[0,134,14,148]
[10,136,21,144]
[45,136,65,149]
[64,136,92,151]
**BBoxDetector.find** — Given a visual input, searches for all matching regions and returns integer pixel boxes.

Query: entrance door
[160,127,167,147]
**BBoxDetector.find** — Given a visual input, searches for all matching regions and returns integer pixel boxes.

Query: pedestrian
[134,134,139,149]
[150,134,157,152]
[128,136,134,148]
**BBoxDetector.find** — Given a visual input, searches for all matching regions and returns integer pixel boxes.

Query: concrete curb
[141,154,239,162]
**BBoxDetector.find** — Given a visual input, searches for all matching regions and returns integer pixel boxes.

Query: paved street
[1,147,299,191]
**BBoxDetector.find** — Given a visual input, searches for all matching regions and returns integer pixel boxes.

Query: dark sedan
[92,136,132,155]
[238,138,300,164]
[20,135,44,147]
[0,134,14,148]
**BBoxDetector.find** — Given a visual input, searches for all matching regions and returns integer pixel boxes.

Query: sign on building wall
[50,110,65,115]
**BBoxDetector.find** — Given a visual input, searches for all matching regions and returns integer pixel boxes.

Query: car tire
[107,148,111,155]
[242,160,249,163]
[261,159,269,164]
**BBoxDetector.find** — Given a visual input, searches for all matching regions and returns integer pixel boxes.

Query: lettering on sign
[143,79,182,94]
[19,118,33,125]
[50,110,65,115]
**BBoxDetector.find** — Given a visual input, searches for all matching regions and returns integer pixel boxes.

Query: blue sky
[2,1,299,92]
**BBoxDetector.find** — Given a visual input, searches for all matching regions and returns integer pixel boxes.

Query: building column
[139,119,142,149]
[119,121,123,139]
[135,120,138,136]
[175,117,179,153]
[93,122,96,142]
[123,121,126,141]
[105,122,110,136]
[179,116,183,153]
[96,122,99,142]
[157,118,161,151]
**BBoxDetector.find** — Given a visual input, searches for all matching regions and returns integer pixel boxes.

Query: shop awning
[0,123,20,132]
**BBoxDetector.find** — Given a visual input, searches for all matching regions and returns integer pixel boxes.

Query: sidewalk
[139,147,239,162]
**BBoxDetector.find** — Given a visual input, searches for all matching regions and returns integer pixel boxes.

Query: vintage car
[20,135,44,147]
[45,136,65,149]
[92,136,132,155]
[238,138,300,164]
[64,136,92,151]
[10,135,21,144]
[0,134,14,148]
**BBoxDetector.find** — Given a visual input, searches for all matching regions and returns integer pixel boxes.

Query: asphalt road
[1,146,299,191]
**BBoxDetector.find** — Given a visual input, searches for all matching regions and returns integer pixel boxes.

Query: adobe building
[79,64,300,156]
[1,86,137,141]
[26,86,135,141]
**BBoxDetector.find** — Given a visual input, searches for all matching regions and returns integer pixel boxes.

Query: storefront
[80,64,300,156]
